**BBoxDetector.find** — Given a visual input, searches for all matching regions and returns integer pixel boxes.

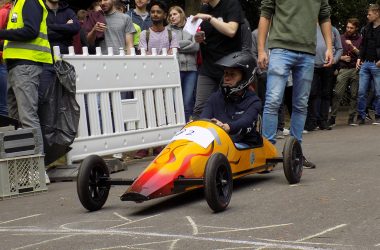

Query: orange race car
[77,119,304,212]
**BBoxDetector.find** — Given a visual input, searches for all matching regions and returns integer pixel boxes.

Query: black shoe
[356,115,365,125]
[303,156,316,169]
[348,115,357,126]
[365,113,373,121]
[372,115,380,125]
[304,124,317,132]
[319,120,331,130]
[328,116,336,127]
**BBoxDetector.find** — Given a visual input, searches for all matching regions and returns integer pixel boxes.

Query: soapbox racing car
[77,120,304,212]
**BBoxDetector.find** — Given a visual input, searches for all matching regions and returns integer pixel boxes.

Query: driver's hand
[211,118,222,126]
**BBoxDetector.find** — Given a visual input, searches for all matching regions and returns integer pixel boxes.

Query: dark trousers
[306,67,334,128]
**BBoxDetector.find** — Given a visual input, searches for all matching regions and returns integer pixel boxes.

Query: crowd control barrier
[56,46,186,164]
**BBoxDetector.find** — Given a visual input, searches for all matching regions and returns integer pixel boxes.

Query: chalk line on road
[0,227,334,250]
[113,212,132,222]
[93,240,181,250]
[296,224,347,242]
[12,234,74,250]
[186,216,198,235]
[197,223,293,235]
[0,214,41,225]
[108,214,161,229]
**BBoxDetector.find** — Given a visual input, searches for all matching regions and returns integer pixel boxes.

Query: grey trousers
[192,74,219,119]
[7,64,44,153]
[331,68,359,118]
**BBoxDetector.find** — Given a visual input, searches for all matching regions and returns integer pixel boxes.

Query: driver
[200,51,262,149]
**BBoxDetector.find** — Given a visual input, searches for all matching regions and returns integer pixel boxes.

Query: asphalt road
[0,123,380,250]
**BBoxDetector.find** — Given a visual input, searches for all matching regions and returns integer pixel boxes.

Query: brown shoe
[134,149,149,159]
[303,156,316,169]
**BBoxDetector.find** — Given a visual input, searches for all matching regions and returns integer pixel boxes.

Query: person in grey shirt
[305,25,342,131]
[87,0,135,55]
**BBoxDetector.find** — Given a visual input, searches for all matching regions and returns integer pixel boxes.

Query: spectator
[39,0,80,104]
[83,0,105,54]
[134,0,179,159]
[126,0,152,52]
[44,0,80,55]
[138,0,178,55]
[73,9,89,54]
[192,0,243,119]
[257,0,333,168]
[356,4,380,125]
[0,0,53,154]
[0,0,11,116]
[168,6,199,122]
[305,24,342,131]
[87,0,135,55]
[200,51,262,148]
[252,28,291,139]
[330,18,362,127]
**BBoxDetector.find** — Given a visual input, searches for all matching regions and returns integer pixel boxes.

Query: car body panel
[121,120,279,201]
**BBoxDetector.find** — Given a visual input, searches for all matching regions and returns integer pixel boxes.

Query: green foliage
[329,0,379,31]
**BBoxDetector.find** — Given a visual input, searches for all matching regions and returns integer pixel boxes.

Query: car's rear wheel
[77,155,110,211]
[283,136,303,184]
[204,153,233,212]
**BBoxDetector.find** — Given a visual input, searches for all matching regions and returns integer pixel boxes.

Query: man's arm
[257,16,270,70]
[0,0,42,41]
[320,20,333,67]
[332,28,343,64]
[125,33,133,54]
[47,9,80,39]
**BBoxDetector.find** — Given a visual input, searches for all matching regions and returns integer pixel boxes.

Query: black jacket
[200,89,262,145]
[45,1,80,54]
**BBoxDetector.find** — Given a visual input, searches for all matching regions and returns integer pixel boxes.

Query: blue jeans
[263,49,315,144]
[0,64,8,116]
[358,62,380,118]
[180,71,197,122]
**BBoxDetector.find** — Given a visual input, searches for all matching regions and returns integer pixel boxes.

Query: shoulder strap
[168,29,172,48]
[146,29,150,51]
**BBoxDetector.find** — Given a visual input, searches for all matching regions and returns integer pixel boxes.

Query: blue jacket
[45,1,80,54]
[200,89,262,145]
[126,9,152,31]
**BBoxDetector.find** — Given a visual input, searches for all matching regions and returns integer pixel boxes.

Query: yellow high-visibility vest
[3,0,52,64]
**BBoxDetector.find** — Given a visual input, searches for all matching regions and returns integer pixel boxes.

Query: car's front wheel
[204,153,233,212]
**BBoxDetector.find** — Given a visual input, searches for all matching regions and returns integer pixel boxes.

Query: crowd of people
[0,0,379,169]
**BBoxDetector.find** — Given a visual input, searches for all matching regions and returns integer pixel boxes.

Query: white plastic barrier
[57,46,186,164]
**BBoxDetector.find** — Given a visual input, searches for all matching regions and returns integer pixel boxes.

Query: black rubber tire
[77,155,110,211]
[204,153,233,212]
[283,136,303,184]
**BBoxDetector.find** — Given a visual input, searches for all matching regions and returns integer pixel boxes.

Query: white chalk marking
[59,219,122,230]
[108,214,161,229]
[113,212,132,222]
[169,239,180,250]
[186,216,198,235]
[296,224,347,242]
[197,223,293,235]
[12,234,74,250]
[220,247,257,250]
[94,240,180,250]
[0,214,41,225]
[255,237,351,247]
[0,227,331,250]
[375,243,380,247]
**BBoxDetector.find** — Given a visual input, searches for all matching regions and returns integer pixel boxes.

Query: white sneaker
[45,171,50,185]
[302,130,309,134]
[283,128,290,136]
